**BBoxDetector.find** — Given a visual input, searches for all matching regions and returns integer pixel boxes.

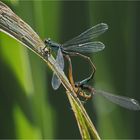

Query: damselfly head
[45,38,51,46]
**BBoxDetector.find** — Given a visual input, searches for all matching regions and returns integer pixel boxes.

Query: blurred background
[0,0,140,139]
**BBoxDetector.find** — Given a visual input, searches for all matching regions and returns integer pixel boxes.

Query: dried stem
[0,1,100,139]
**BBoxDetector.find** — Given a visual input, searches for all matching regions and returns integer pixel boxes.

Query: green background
[0,0,140,139]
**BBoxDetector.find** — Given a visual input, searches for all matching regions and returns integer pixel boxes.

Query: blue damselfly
[44,23,108,90]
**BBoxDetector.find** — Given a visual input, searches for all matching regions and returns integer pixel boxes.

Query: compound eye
[45,38,51,44]
[47,38,51,42]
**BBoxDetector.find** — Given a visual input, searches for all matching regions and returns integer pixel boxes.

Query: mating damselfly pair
[44,23,140,111]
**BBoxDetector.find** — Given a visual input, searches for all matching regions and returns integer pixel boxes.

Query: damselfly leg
[41,45,51,59]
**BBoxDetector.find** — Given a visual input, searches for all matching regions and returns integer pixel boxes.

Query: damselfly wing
[51,48,64,90]
[95,90,140,110]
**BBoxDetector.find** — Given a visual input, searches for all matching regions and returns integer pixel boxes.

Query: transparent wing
[62,23,108,47]
[64,41,105,53]
[51,73,61,90]
[52,48,64,90]
[95,90,140,111]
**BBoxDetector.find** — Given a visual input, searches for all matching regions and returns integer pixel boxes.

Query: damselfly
[78,85,140,111]
[44,23,108,90]
[66,54,140,111]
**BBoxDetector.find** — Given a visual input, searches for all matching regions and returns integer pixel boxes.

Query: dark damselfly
[66,54,140,111]
[44,23,108,90]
